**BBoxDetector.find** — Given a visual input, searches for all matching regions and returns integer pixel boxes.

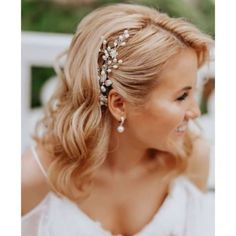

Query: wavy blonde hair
[34,3,213,201]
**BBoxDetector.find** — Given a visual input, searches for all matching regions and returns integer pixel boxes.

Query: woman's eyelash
[176,92,188,101]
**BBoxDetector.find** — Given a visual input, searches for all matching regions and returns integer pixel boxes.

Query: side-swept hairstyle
[34,3,213,201]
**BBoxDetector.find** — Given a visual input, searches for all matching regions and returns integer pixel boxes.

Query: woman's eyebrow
[180,86,192,91]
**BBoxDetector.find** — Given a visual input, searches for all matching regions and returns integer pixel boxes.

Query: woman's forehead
[154,48,198,91]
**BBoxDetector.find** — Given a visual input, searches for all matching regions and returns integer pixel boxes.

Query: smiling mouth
[176,123,188,134]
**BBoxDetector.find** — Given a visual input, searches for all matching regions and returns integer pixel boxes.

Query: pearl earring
[117,116,125,133]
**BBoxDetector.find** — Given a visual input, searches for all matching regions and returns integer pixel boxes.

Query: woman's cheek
[160,102,184,124]
[164,107,186,137]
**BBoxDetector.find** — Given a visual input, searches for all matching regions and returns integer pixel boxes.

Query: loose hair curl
[34,3,213,201]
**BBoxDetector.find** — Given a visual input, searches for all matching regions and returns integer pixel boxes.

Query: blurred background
[21,0,215,195]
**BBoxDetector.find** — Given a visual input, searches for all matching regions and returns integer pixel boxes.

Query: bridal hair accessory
[98,29,130,106]
[117,116,125,133]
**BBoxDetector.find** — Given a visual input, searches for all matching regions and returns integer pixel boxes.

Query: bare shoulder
[184,136,210,192]
[21,145,52,216]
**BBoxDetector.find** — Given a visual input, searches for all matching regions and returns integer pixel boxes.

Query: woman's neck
[103,129,158,177]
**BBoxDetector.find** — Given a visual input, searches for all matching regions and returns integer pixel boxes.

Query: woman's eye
[176,92,188,101]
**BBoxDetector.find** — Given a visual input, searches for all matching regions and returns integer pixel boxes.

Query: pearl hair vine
[98,29,130,106]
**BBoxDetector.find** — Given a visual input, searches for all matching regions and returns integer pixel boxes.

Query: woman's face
[125,48,200,153]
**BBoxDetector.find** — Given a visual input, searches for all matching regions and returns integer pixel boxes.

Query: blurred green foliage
[31,67,55,107]
[22,0,214,36]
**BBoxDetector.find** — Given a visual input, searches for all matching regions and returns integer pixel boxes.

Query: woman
[22,3,213,236]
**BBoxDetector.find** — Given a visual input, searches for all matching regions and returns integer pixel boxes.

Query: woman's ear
[107,89,126,120]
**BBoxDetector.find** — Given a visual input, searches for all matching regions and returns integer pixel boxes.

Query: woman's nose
[185,101,201,120]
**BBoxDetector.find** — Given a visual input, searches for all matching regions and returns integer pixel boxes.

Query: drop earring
[117,116,125,133]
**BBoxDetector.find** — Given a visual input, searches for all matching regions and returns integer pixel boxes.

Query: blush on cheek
[155,103,184,126]
[139,100,185,145]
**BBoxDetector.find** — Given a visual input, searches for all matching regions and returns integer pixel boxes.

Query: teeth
[176,126,186,132]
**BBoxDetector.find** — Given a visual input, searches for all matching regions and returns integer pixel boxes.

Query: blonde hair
[34,3,213,201]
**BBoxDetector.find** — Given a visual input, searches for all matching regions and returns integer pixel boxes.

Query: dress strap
[31,146,48,179]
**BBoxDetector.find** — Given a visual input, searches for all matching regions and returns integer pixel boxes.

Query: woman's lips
[175,123,187,135]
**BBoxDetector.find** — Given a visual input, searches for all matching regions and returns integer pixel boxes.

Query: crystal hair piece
[98,29,130,106]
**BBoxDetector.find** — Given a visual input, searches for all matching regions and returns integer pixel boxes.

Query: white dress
[22,147,214,236]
